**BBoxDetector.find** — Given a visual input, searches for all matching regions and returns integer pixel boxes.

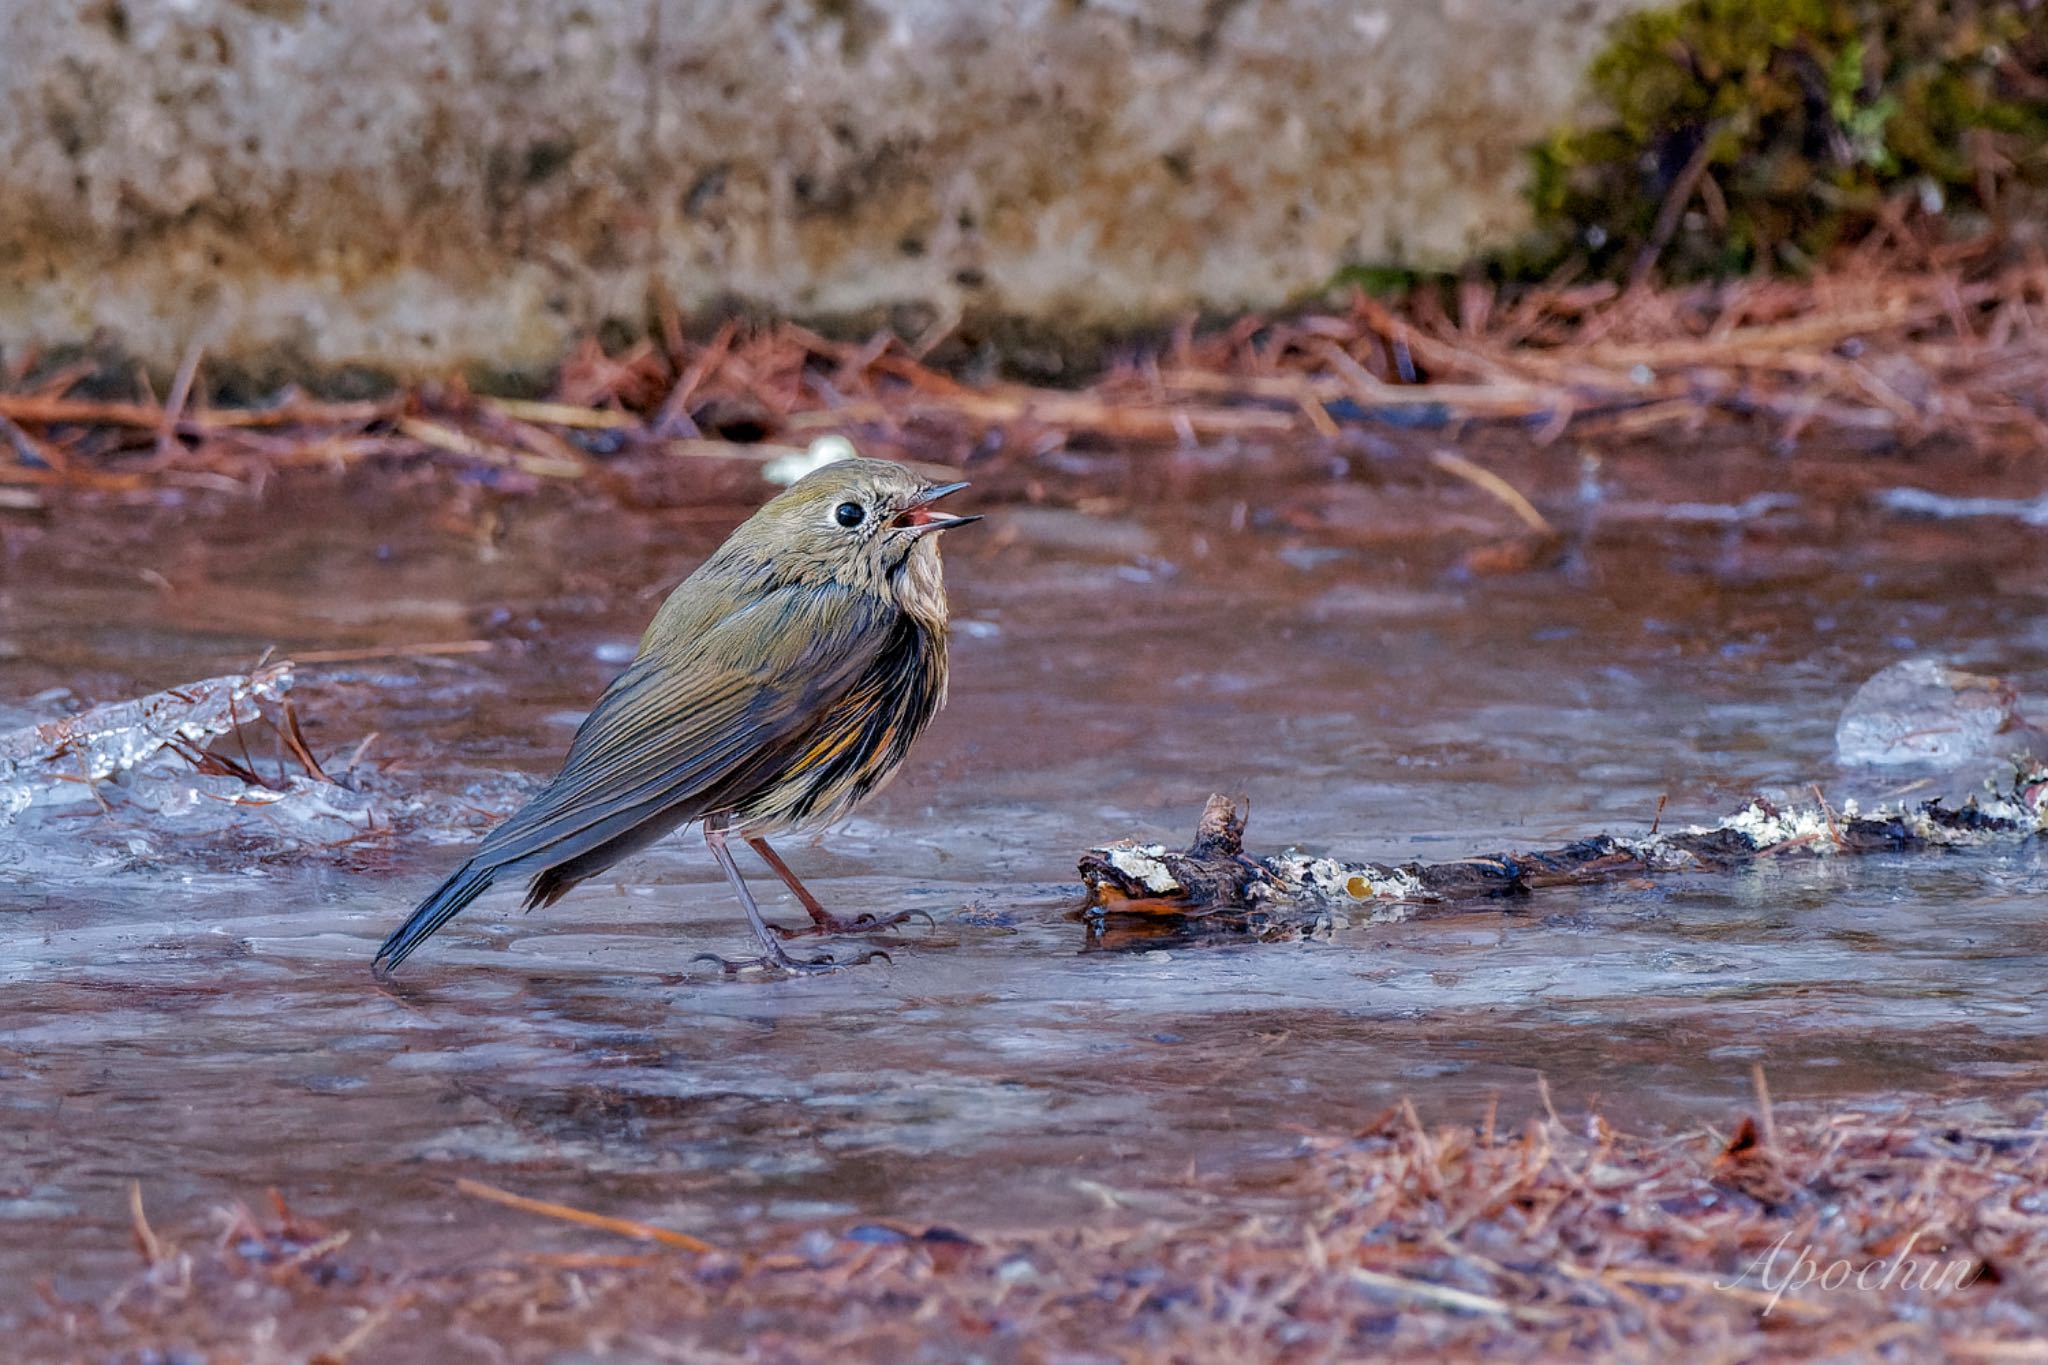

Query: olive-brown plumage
[374,457,978,974]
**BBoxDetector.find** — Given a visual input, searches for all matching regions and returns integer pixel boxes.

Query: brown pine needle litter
[28,1095,2048,1361]
[451,1177,716,1254]
[2,239,2044,501]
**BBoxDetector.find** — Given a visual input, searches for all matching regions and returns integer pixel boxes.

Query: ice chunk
[1835,659,2038,769]
[0,663,295,818]
[1875,487,2048,527]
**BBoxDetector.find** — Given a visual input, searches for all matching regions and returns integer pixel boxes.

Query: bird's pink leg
[695,821,885,975]
[746,835,926,938]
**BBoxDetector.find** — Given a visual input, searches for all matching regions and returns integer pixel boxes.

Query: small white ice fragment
[1875,487,2048,527]
[762,435,858,487]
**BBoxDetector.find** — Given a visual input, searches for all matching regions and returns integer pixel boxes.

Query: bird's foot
[768,908,935,940]
[692,944,891,976]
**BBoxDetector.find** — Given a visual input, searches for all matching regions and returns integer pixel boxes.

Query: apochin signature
[1720,1229,1981,1315]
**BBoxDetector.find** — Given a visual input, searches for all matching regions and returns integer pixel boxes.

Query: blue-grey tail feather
[374,861,494,974]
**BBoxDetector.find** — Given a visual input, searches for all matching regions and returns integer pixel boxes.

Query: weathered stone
[0,0,1649,372]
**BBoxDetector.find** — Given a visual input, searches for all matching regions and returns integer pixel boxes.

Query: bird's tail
[373,860,495,974]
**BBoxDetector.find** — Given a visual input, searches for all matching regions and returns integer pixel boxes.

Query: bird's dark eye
[834,501,866,528]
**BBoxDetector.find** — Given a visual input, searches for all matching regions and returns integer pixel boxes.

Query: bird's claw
[767,907,936,940]
[691,946,891,976]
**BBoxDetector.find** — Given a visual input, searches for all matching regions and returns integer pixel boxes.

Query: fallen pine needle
[309,1289,410,1365]
[1949,1341,2048,1361]
[1753,1060,1778,1149]
[1429,449,1554,534]
[1348,1267,1527,1319]
[396,417,584,479]
[518,1251,670,1270]
[453,1177,717,1253]
[129,1181,164,1266]
[290,640,495,664]
[480,396,640,430]
[1603,1264,1831,1319]
[275,1229,354,1271]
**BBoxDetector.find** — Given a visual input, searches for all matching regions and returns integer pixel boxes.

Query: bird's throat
[890,538,950,631]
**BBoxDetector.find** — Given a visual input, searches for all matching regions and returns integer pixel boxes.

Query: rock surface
[0,0,1646,372]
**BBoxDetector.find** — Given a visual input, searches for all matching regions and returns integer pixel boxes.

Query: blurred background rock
[1,0,1650,375]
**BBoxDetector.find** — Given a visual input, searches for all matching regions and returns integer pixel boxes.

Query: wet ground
[3,431,2046,1318]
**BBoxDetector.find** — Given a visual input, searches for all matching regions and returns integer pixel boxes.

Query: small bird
[373,456,980,976]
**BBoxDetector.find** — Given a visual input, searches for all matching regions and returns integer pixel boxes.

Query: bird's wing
[471,578,893,873]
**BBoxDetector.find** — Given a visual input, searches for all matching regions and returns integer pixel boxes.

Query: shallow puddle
[3,433,2045,1304]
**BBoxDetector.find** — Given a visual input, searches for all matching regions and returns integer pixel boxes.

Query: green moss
[1325,263,1454,298]
[1520,0,2048,280]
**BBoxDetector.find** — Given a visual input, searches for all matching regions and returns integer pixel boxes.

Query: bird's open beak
[895,480,982,535]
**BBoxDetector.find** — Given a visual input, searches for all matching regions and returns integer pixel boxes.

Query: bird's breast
[736,608,949,834]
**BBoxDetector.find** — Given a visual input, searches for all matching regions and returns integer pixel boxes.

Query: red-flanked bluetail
[374,457,979,976]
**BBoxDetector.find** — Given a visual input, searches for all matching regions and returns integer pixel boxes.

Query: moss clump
[1522,0,2048,279]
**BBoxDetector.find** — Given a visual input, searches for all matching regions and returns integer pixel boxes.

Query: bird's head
[740,456,979,619]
